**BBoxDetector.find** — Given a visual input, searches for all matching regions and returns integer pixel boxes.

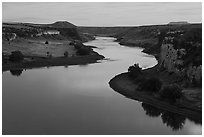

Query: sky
[2,2,202,26]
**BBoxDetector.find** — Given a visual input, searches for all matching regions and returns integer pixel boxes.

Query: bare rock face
[160,43,178,72]
[187,65,202,83]
[160,43,185,73]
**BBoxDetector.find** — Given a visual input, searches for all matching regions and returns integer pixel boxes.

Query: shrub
[77,47,91,55]
[128,64,142,78]
[74,41,84,49]
[9,51,24,62]
[69,41,74,45]
[74,44,82,49]
[137,77,162,93]
[46,52,52,58]
[159,84,183,103]
[48,54,52,58]
[64,51,69,57]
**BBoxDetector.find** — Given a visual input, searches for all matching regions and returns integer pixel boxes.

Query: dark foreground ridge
[109,72,201,122]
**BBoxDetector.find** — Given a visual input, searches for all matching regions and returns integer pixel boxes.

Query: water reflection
[64,65,69,68]
[141,103,201,131]
[79,64,89,67]
[10,69,23,76]
[161,111,186,131]
[188,117,202,125]
[141,103,162,117]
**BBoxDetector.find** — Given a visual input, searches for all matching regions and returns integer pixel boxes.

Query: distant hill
[47,21,76,28]
[2,21,81,41]
[3,21,76,29]
[168,21,190,25]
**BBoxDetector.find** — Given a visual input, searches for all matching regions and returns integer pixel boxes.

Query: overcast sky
[2,2,202,26]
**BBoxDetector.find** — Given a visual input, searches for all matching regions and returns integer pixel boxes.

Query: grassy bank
[3,53,104,72]
[2,37,104,72]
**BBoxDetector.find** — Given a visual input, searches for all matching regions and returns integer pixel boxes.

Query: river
[2,37,201,135]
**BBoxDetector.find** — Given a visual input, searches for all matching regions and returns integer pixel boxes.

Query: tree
[77,47,91,55]
[128,63,142,78]
[45,41,49,44]
[64,51,69,57]
[9,51,24,62]
[74,42,83,49]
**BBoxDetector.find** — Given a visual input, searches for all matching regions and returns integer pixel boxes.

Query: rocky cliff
[159,28,202,86]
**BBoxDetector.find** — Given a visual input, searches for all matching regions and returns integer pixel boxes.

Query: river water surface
[2,37,202,135]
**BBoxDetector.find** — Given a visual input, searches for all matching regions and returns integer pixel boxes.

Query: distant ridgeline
[2,21,83,41]
[168,21,190,25]
[159,24,202,86]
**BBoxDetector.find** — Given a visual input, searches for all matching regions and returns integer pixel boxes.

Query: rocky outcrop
[160,35,202,84]
[186,65,202,83]
[160,43,185,73]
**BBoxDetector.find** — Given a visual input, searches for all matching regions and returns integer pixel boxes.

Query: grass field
[3,38,76,57]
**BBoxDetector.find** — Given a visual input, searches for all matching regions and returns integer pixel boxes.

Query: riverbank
[109,37,202,119]
[115,39,160,60]
[2,36,105,72]
[109,72,201,122]
[109,24,202,118]
[3,52,104,72]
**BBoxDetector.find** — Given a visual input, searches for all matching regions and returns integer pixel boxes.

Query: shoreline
[109,39,201,121]
[109,72,201,121]
[117,40,160,59]
[3,53,104,72]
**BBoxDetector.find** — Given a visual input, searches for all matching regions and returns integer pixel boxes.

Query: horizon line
[2,20,202,27]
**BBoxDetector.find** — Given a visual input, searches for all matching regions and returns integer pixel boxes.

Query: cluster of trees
[3,27,38,38]
[128,64,142,78]
[57,28,81,40]
[159,84,183,103]
[72,41,92,56]
[77,47,92,55]
[9,51,24,62]
[170,27,202,67]
[127,64,183,103]
[141,103,186,131]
